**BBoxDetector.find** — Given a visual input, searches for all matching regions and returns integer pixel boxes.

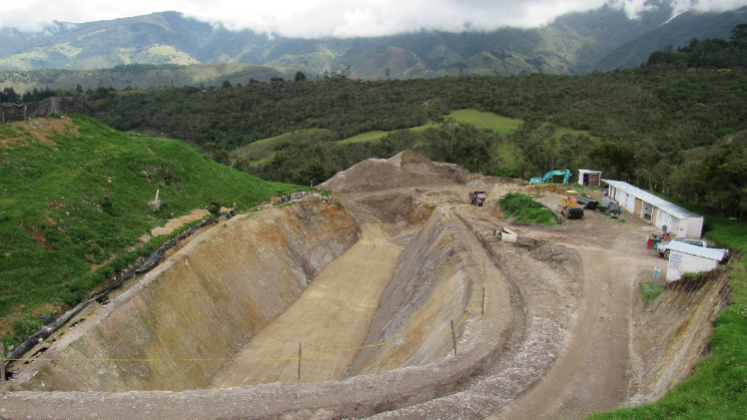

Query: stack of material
[1,97,98,124]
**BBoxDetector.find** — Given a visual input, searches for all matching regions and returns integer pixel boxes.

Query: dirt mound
[355,189,463,228]
[320,150,467,193]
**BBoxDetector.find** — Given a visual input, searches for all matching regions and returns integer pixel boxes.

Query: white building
[665,242,727,282]
[603,180,704,238]
[578,169,603,187]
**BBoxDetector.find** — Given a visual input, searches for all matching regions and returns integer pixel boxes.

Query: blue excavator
[530,169,571,184]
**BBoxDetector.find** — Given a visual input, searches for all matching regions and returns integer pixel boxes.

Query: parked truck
[469,191,487,206]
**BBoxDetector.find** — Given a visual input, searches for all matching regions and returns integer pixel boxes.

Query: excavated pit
[11,196,361,392]
[4,151,730,420]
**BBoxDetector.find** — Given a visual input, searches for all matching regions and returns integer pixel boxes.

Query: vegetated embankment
[628,268,732,405]
[10,196,360,392]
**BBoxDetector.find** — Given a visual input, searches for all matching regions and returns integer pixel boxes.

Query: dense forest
[4,24,746,217]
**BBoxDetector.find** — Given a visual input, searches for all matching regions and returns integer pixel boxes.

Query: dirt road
[491,212,661,420]
[210,224,403,387]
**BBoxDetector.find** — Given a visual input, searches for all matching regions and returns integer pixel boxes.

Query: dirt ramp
[320,150,467,193]
[11,197,360,392]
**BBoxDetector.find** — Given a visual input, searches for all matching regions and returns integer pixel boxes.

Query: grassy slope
[587,214,747,419]
[0,115,296,342]
[235,109,525,164]
[231,129,329,166]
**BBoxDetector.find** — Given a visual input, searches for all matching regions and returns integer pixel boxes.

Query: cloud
[1,0,746,37]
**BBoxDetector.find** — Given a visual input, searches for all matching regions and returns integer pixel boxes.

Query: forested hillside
[77,22,747,219]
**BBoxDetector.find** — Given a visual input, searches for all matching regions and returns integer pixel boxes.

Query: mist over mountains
[0,1,746,80]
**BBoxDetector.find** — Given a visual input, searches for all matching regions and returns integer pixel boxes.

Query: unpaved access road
[210,224,404,387]
[491,210,662,420]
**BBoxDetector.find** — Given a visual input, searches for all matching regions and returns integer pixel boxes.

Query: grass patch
[499,192,557,226]
[0,114,298,344]
[640,281,665,306]
[449,109,524,135]
[231,129,327,162]
[337,130,390,144]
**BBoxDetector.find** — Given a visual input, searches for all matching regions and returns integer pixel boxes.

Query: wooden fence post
[1,345,7,397]
[450,320,457,357]
[297,343,302,385]
[481,287,486,316]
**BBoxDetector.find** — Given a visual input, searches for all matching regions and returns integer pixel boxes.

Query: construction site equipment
[574,195,599,210]
[469,191,487,206]
[599,197,622,217]
[558,190,584,219]
[530,169,571,184]
[499,227,518,243]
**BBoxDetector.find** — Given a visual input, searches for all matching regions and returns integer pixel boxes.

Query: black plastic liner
[6,218,216,363]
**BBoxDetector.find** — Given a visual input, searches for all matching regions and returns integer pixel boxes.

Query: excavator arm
[530,169,571,184]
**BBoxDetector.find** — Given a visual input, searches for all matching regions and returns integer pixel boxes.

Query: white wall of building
[666,250,719,282]
[606,181,703,238]
[685,217,705,239]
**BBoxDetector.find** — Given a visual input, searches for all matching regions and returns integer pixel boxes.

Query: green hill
[594,7,747,71]
[0,5,675,79]
[0,114,296,347]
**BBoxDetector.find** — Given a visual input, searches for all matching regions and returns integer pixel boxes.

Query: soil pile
[320,150,467,193]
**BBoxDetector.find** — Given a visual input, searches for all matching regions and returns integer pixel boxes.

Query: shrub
[499,192,557,226]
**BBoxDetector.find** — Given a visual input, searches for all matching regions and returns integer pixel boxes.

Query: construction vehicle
[558,190,584,219]
[469,191,487,206]
[530,169,571,184]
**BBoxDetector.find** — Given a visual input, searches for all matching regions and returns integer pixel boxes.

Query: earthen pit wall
[2,205,574,420]
[11,198,361,392]
[349,206,489,375]
[629,269,731,405]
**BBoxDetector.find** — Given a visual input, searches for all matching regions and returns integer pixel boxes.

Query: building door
[634,198,643,216]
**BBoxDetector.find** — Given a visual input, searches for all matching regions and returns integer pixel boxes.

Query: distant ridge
[595,6,747,71]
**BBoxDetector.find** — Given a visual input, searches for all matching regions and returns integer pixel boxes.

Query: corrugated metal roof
[665,241,727,261]
[579,169,603,173]
[602,180,701,220]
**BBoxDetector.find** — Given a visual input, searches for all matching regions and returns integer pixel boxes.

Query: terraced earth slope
[2,151,729,420]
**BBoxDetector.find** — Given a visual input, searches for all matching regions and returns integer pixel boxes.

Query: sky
[1,0,746,37]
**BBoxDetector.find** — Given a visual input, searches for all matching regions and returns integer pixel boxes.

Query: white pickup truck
[656,238,729,260]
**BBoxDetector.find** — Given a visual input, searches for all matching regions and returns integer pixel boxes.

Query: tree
[207,202,222,218]
[294,71,307,82]
[75,84,84,97]
[295,162,330,186]
[222,80,232,89]
[730,23,747,44]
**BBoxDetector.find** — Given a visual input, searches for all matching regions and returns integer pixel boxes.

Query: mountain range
[0,1,746,85]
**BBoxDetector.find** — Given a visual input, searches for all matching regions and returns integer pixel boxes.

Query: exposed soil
[0,116,76,147]
[0,152,724,420]
[19,221,55,251]
[210,224,403,387]
[150,209,210,237]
